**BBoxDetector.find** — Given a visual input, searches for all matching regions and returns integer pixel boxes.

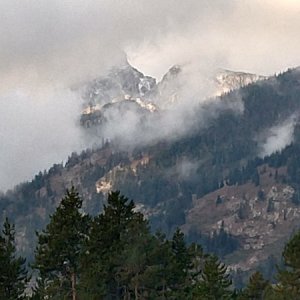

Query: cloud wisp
[258,115,297,157]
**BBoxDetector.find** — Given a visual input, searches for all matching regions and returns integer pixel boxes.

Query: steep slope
[1,67,300,282]
[185,165,298,270]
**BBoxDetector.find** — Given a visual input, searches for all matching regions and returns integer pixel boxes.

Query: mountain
[1,65,300,285]
[185,164,298,271]
[79,61,158,129]
[213,69,267,96]
[153,65,266,107]
[81,61,156,105]
[79,62,265,131]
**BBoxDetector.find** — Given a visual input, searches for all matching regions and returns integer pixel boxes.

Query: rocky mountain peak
[80,62,266,119]
[213,69,267,96]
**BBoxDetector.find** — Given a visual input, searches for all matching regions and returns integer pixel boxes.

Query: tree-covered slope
[1,67,300,273]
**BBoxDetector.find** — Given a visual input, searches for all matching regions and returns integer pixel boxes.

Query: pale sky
[0,0,300,84]
[127,0,300,79]
[1,0,300,191]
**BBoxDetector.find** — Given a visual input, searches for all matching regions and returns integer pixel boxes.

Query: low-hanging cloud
[88,81,244,150]
[258,116,297,157]
[1,0,300,190]
[0,88,87,191]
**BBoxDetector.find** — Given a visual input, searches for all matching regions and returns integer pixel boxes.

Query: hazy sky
[1,0,300,84]
[128,0,300,79]
[1,0,300,190]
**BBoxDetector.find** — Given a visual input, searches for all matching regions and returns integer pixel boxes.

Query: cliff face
[185,165,300,272]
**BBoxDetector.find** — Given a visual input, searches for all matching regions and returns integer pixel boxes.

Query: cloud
[258,116,297,157]
[1,0,300,84]
[0,88,86,190]
[175,159,199,180]
[1,0,300,190]
[128,0,300,79]
[87,82,244,150]
[0,0,231,86]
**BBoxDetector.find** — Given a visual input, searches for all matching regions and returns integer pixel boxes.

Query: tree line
[1,188,300,299]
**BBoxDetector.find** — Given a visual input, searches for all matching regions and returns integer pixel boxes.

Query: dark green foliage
[238,271,268,300]
[0,218,29,300]
[251,170,260,186]
[33,190,224,299]
[164,198,187,232]
[33,186,90,299]
[80,191,152,298]
[216,195,223,205]
[4,67,300,297]
[4,68,300,264]
[187,226,239,259]
[194,255,233,299]
[23,190,300,299]
[274,230,300,298]
[257,190,265,201]
[167,228,193,297]
[207,227,239,258]
[79,192,204,299]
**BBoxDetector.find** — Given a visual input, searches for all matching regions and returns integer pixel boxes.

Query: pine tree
[33,186,90,300]
[80,191,197,299]
[167,228,193,298]
[0,218,29,300]
[195,255,232,300]
[115,214,153,299]
[274,230,300,299]
[141,232,173,299]
[238,271,268,300]
[80,191,145,298]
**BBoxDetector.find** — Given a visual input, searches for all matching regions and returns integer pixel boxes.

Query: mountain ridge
[79,62,266,131]
[2,66,300,285]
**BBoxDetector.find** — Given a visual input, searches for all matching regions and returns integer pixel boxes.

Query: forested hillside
[2,189,300,299]
[1,68,300,282]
